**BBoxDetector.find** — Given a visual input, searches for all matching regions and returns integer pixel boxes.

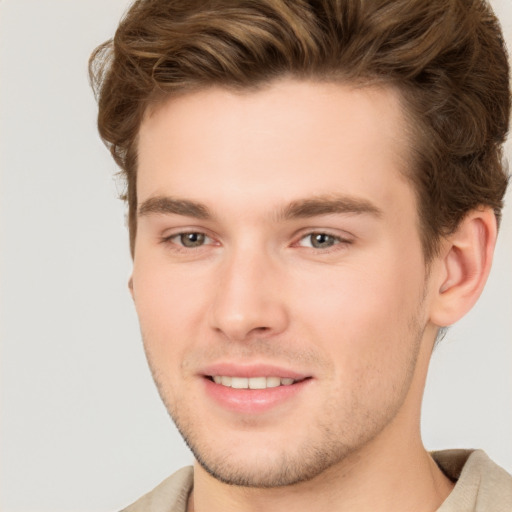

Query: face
[132,80,434,487]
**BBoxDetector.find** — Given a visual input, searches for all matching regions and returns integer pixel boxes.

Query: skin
[130,79,496,512]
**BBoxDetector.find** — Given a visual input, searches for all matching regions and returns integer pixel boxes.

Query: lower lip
[203,377,311,414]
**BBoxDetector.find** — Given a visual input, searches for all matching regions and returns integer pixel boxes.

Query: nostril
[249,326,273,337]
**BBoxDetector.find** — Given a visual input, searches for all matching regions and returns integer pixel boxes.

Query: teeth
[231,377,249,389]
[248,377,267,389]
[211,376,298,389]
[266,376,281,388]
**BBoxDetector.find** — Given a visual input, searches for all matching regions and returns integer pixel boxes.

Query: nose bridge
[208,240,288,341]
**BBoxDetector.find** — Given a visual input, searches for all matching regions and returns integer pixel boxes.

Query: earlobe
[128,276,134,299]
[429,208,497,327]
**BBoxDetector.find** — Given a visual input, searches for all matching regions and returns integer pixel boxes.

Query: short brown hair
[89,0,510,260]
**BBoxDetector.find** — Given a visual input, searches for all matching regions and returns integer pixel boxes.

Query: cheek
[131,257,212,364]
[133,250,210,316]
[290,253,425,366]
[295,261,425,418]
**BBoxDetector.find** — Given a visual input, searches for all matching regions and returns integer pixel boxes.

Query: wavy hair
[90,0,510,259]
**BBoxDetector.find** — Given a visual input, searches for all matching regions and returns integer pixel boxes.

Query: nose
[208,247,289,342]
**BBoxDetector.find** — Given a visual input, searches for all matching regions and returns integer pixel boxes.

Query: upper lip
[199,362,311,380]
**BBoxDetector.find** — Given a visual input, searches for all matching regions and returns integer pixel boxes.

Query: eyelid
[294,228,353,243]
[171,233,213,246]
[158,227,354,250]
[160,228,218,248]
[292,229,354,252]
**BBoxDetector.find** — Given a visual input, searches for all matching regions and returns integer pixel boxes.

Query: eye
[166,232,212,248]
[298,232,346,249]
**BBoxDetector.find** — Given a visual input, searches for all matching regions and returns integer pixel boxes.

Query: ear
[128,275,134,299]
[429,208,497,327]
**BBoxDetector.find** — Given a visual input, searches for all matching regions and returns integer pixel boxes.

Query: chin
[174,415,354,488]
[194,446,345,488]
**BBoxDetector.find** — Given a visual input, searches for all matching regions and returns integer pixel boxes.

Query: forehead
[136,79,414,218]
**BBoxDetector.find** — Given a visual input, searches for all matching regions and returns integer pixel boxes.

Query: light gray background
[0,1,511,511]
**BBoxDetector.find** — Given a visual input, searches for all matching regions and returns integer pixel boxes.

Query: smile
[209,376,299,389]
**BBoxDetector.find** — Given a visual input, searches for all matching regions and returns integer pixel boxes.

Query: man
[89,0,512,510]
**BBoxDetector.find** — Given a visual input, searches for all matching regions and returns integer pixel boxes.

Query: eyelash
[161,232,216,252]
[160,230,353,253]
[295,232,352,251]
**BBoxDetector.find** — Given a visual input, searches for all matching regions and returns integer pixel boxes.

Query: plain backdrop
[0,1,511,511]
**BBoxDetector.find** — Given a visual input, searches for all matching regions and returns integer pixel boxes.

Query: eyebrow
[280,195,382,220]
[138,196,211,219]
[137,194,382,221]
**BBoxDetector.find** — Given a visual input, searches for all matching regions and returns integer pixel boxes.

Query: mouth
[201,367,313,414]
[206,375,308,389]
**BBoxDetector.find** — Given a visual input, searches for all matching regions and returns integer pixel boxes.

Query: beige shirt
[120,450,512,512]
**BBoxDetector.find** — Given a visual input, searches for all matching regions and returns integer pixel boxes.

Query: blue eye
[299,233,344,249]
[164,232,212,248]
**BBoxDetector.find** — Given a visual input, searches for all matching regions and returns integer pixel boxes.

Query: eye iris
[180,233,205,247]
[311,233,335,248]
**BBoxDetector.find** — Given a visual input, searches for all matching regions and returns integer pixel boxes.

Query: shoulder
[433,449,512,512]
[120,466,193,512]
